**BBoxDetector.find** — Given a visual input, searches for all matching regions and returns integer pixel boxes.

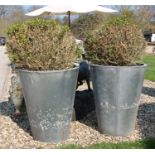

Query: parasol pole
[68,11,71,27]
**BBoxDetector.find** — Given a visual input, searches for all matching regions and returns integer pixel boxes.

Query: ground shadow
[142,86,155,97]
[0,89,96,136]
[74,90,95,120]
[137,102,155,141]
[74,89,155,141]
[74,89,98,130]
[2,88,155,146]
[0,99,31,135]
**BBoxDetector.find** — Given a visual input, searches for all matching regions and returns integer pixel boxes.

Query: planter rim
[17,66,79,73]
[90,63,147,68]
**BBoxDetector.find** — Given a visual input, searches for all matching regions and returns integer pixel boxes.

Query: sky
[0,0,155,5]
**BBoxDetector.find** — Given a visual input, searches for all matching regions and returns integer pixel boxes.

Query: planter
[90,64,147,136]
[18,67,79,142]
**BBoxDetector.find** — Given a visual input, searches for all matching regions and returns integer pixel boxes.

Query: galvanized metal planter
[18,67,79,142]
[90,64,147,136]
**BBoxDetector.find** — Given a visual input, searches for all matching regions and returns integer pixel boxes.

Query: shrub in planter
[85,13,146,66]
[6,18,77,70]
[84,13,147,136]
[6,18,79,142]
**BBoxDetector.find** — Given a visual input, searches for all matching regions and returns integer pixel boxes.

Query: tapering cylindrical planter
[90,64,147,136]
[18,67,79,142]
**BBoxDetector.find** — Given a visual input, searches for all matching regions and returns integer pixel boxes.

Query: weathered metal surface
[18,67,79,142]
[90,64,147,136]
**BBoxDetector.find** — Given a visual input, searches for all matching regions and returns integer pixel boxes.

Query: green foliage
[58,144,82,149]
[71,12,112,39]
[87,138,155,149]
[84,13,146,66]
[143,54,155,81]
[57,138,155,149]
[6,18,78,70]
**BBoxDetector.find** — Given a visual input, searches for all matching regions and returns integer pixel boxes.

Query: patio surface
[0,46,11,102]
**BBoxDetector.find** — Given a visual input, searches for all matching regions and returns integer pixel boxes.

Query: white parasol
[25,1,118,27]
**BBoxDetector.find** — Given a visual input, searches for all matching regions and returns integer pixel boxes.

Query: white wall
[151,34,155,42]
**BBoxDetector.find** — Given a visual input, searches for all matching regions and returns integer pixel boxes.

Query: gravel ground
[0,80,155,148]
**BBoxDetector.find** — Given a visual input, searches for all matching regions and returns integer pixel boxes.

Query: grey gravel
[0,80,155,148]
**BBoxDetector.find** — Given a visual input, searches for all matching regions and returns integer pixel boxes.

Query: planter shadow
[1,89,97,139]
[142,87,155,97]
[10,104,31,135]
[137,102,155,139]
[0,101,13,116]
[0,100,31,135]
[74,89,98,130]
[74,90,95,120]
[2,90,155,142]
[80,101,155,139]
[11,89,96,139]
